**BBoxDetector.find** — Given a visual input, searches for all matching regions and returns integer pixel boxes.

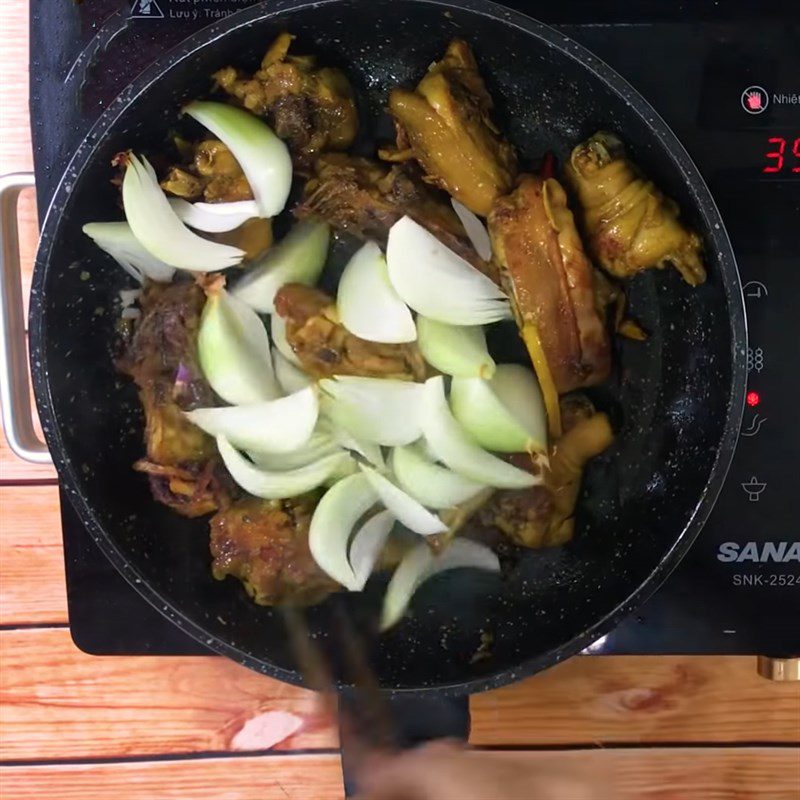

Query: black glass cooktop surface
[31,0,800,658]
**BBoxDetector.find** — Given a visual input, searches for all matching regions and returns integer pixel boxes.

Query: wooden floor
[0,3,798,797]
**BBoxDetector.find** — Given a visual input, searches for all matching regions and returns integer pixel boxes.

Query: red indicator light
[746,391,761,407]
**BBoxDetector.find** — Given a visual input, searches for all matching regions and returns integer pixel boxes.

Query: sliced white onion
[420,376,537,489]
[390,445,486,510]
[232,220,330,313]
[319,376,424,447]
[217,435,348,500]
[331,426,385,470]
[198,287,280,404]
[381,539,500,630]
[184,101,292,218]
[270,314,301,367]
[169,198,260,233]
[386,216,511,325]
[337,241,416,343]
[186,386,318,453]
[83,221,176,283]
[451,198,492,260]
[272,347,313,395]
[349,509,395,590]
[248,427,336,470]
[416,317,495,379]
[359,465,446,536]
[450,364,547,454]
[122,154,244,272]
[309,473,379,590]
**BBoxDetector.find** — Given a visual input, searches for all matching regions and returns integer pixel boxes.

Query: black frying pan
[30,0,746,695]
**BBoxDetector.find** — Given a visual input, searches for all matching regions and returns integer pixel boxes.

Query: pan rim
[29,0,747,695]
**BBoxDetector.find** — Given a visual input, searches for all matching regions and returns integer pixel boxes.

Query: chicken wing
[489,175,612,409]
[296,153,494,278]
[274,283,427,381]
[564,131,706,286]
[210,495,336,605]
[385,39,517,217]
[213,33,358,170]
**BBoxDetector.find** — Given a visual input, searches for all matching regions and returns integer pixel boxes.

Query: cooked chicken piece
[274,283,427,380]
[118,282,228,517]
[210,495,336,606]
[483,396,614,548]
[384,39,517,217]
[213,33,358,170]
[564,131,706,286]
[489,175,612,412]
[297,153,494,278]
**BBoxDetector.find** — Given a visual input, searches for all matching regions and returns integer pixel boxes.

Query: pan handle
[0,172,52,464]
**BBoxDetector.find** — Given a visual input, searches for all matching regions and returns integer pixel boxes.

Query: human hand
[356,741,610,800]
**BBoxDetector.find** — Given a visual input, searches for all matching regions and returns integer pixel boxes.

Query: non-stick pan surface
[30,0,745,694]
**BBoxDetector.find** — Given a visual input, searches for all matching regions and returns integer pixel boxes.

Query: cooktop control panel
[30,1,799,657]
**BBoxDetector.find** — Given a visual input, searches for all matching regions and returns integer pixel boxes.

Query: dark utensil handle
[340,694,470,798]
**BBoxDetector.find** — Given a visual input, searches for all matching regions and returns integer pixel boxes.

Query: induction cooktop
[28,0,800,662]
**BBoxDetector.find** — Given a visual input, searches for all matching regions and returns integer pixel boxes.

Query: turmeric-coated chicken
[489,175,612,407]
[297,153,494,278]
[483,396,614,548]
[213,33,358,170]
[385,39,517,217]
[274,283,427,381]
[118,282,229,517]
[564,131,706,286]
[210,495,336,605]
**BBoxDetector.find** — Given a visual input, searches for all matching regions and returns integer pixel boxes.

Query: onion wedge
[121,153,244,272]
[350,510,395,590]
[232,220,330,313]
[217,435,348,500]
[309,473,379,590]
[337,241,416,343]
[270,314,301,366]
[197,286,280,404]
[331,427,385,470]
[420,376,537,489]
[450,364,547,454]
[381,539,500,630]
[416,317,495,379]
[82,221,175,283]
[248,428,337,470]
[359,465,447,536]
[186,386,319,453]
[451,198,492,260]
[169,199,260,233]
[386,216,511,325]
[319,376,424,446]
[184,101,292,218]
[272,347,312,395]
[390,445,486,509]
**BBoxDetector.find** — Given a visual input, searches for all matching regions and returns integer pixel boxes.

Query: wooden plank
[0,755,345,800]
[0,628,337,761]
[3,628,800,764]
[0,486,67,625]
[2,748,798,800]
[471,653,800,746]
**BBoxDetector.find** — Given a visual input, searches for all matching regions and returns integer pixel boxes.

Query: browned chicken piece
[118,282,229,518]
[210,495,336,606]
[564,131,706,286]
[274,283,427,381]
[297,153,495,278]
[483,396,614,548]
[384,39,517,217]
[213,33,358,170]
[489,175,612,414]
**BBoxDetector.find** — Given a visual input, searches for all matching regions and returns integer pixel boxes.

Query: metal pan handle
[0,172,52,464]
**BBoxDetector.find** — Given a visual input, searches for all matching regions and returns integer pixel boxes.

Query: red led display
[762,136,800,174]
[746,391,761,407]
